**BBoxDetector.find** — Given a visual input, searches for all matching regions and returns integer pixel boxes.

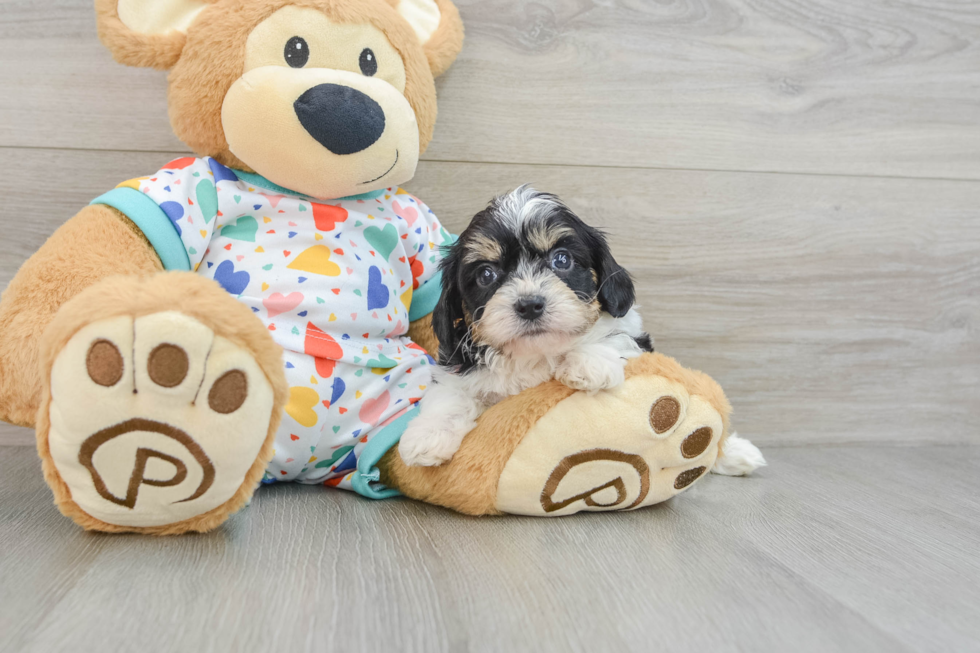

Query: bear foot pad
[45,311,275,528]
[495,374,723,516]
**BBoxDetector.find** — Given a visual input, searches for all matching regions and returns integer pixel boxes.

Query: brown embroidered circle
[208,370,248,414]
[650,396,680,434]
[681,427,713,459]
[78,418,214,508]
[674,466,706,490]
[147,344,189,388]
[540,449,650,513]
[86,339,124,387]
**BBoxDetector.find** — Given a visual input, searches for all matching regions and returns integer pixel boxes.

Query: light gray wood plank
[1,0,978,178]
[410,162,980,447]
[0,423,32,446]
[2,444,979,652]
[3,148,976,446]
[688,444,980,653]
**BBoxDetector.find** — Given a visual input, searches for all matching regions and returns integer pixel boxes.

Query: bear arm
[0,204,163,427]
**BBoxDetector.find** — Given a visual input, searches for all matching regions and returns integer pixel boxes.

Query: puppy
[398,186,653,467]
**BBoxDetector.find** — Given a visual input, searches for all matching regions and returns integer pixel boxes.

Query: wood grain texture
[1,444,978,653]
[2,148,978,446]
[1,0,978,178]
[1,2,978,650]
[0,422,32,446]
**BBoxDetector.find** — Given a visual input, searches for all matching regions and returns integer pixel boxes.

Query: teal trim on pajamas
[234,170,385,201]
[91,188,191,272]
[408,233,457,321]
[350,406,421,499]
[340,189,388,201]
[408,272,443,321]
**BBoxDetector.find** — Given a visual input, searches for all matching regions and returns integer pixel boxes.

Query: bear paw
[42,311,276,530]
[494,372,725,516]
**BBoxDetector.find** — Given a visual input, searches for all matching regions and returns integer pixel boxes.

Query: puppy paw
[398,419,471,467]
[711,431,766,476]
[557,352,626,393]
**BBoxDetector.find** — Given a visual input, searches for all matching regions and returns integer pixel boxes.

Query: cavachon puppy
[398,186,654,466]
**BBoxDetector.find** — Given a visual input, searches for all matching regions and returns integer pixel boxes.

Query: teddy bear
[0,0,746,535]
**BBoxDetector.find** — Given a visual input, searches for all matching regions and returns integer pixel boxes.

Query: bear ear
[393,0,464,77]
[95,0,208,70]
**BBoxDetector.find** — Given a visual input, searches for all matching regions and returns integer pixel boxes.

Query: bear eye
[284,36,309,68]
[477,265,498,287]
[551,249,573,271]
[359,48,378,76]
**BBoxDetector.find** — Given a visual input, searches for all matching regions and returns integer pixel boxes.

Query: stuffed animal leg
[0,208,289,534]
[377,352,732,516]
[0,0,740,534]
[0,205,163,427]
[1,209,729,530]
[33,272,290,534]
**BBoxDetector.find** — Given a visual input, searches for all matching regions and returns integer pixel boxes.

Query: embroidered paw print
[45,311,275,528]
[495,372,725,516]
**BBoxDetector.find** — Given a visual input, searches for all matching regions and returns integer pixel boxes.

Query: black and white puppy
[398,186,653,467]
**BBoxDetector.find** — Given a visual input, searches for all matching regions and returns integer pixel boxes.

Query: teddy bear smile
[360,149,399,185]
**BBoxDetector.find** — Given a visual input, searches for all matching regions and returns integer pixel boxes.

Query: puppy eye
[477,265,498,287]
[551,249,573,271]
[284,36,309,68]
[359,48,378,76]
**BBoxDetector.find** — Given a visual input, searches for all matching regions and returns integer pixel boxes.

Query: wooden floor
[1,0,979,651]
[1,443,979,652]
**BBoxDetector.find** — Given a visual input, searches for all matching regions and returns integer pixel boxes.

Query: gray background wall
[2,0,978,446]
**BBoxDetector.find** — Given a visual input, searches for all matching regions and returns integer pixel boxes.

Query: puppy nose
[294,83,386,155]
[515,296,546,321]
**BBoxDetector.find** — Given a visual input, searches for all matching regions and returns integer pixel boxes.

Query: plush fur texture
[398,188,653,467]
[380,374,578,515]
[95,0,198,70]
[0,205,162,428]
[378,352,733,515]
[431,187,641,372]
[95,0,462,186]
[35,272,289,535]
[400,0,464,77]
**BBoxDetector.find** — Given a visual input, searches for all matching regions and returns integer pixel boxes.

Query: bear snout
[294,83,386,155]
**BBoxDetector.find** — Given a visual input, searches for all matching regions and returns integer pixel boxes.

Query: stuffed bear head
[96,0,463,200]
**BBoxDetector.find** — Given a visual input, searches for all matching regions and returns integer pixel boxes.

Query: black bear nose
[515,296,546,321]
[294,83,386,155]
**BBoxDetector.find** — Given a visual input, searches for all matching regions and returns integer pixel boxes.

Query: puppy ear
[392,0,465,77]
[430,246,469,365]
[96,0,207,70]
[586,227,636,318]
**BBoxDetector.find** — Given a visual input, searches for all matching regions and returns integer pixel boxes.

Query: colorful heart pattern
[213,260,250,295]
[358,390,390,426]
[363,223,399,261]
[264,291,304,318]
[121,157,451,487]
[366,266,390,310]
[287,245,341,276]
[220,215,258,242]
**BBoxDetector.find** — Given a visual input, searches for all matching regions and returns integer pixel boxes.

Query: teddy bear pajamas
[93,156,453,494]
[0,0,741,537]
